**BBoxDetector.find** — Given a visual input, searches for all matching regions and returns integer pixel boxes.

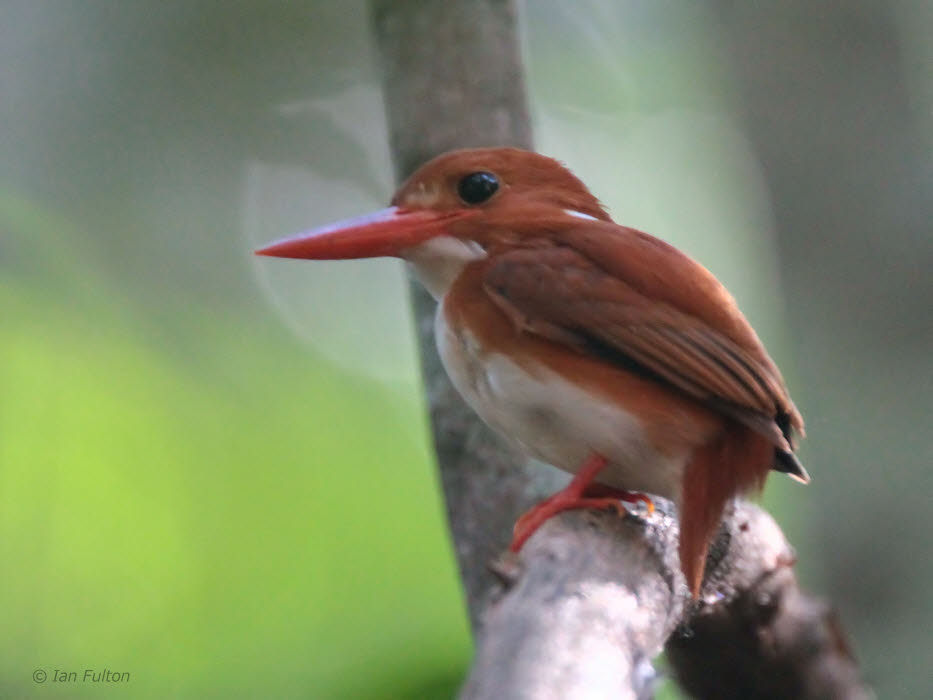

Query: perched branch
[461,504,685,700]
[666,529,872,699]
[463,501,870,700]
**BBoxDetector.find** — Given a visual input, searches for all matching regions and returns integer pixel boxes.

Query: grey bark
[369,2,869,698]
[371,0,540,630]
[462,501,870,700]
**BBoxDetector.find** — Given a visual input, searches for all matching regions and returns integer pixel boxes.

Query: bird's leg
[579,483,655,513]
[509,453,655,552]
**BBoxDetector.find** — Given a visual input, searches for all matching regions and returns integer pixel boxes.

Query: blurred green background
[2,1,930,698]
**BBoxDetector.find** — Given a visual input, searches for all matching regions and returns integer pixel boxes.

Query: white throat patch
[403,235,487,300]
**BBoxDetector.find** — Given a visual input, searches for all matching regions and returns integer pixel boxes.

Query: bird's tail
[679,423,773,597]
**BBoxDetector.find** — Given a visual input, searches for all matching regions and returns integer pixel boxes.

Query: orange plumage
[257,147,808,596]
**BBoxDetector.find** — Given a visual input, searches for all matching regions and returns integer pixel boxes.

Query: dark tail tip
[772,449,810,484]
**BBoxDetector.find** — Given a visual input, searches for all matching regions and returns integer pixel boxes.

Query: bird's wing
[483,237,803,452]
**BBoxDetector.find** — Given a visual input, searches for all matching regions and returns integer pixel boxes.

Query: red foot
[579,484,655,513]
[509,453,655,552]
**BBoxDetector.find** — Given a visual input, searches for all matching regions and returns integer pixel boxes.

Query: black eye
[457,171,499,204]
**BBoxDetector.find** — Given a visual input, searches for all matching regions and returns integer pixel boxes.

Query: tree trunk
[371,0,539,629]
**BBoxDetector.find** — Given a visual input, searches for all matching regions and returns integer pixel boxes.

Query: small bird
[256,147,808,596]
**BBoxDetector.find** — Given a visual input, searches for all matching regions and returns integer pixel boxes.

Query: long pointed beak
[254,206,475,260]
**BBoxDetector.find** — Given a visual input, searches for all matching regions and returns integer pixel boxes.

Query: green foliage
[0,194,470,698]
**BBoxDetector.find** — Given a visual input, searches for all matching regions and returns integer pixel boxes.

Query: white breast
[434,306,687,500]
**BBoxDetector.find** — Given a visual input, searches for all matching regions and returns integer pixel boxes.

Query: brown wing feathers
[483,235,805,595]
[483,242,801,453]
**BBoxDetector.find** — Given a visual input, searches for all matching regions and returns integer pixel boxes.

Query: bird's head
[255,147,610,265]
